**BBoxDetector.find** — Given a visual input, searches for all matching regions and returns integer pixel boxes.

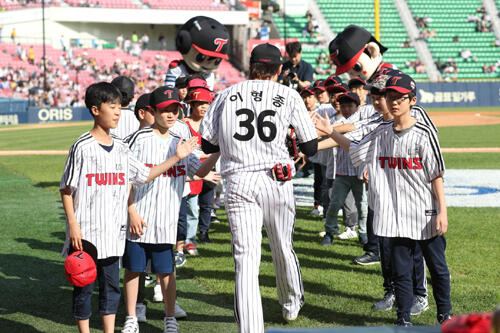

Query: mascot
[165,16,230,90]
[328,25,392,82]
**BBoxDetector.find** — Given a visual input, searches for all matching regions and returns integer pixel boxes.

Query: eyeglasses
[386,95,411,104]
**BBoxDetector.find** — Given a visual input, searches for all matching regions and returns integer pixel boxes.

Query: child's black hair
[84,82,122,116]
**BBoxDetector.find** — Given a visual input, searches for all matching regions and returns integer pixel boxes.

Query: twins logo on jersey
[144,163,186,177]
[86,173,126,186]
[379,157,423,170]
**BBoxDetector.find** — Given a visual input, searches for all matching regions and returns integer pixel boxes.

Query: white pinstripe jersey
[60,132,150,259]
[344,104,376,124]
[110,107,140,140]
[168,120,197,197]
[348,104,437,138]
[336,112,363,177]
[325,114,345,180]
[310,104,337,165]
[126,128,201,244]
[164,61,215,90]
[201,80,317,176]
[350,121,445,240]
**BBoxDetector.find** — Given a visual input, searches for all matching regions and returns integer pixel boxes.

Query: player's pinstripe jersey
[127,128,201,244]
[164,61,215,90]
[60,132,150,259]
[350,121,445,240]
[109,107,140,139]
[201,80,317,176]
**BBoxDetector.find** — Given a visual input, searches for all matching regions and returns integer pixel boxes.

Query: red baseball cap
[65,240,97,287]
[383,73,417,94]
[188,88,214,103]
[187,78,210,91]
[312,80,326,92]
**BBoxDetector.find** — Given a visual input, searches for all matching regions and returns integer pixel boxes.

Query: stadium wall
[1,82,499,126]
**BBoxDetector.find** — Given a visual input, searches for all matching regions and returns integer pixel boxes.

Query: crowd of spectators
[0,41,238,106]
[405,59,426,74]
[467,5,492,33]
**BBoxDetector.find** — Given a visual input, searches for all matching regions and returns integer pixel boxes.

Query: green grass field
[0,122,499,332]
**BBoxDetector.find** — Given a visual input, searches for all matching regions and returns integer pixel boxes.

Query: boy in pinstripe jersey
[122,87,220,333]
[60,83,199,333]
[314,73,452,326]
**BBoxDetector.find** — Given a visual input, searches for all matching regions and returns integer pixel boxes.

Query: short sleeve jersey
[127,128,201,244]
[350,121,445,240]
[60,132,150,259]
[110,107,140,140]
[200,80,318,176]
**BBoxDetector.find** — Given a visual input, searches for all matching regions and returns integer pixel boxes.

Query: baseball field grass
[0,123,499,332]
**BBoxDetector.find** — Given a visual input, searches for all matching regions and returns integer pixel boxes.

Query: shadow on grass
[0,318,44,332]
[15,238,64,253]
[34,181,61,190]
[0,253,104,331]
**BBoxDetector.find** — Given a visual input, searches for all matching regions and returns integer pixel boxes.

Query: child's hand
[436,212,448,236]
[203,171,222,184]
[69,224,83,251]
[175,137,198,160]
[129,211,147,237]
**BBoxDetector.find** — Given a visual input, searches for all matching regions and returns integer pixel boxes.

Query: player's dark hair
[249,63,281,80]
[84,82,122,116]
[409,92,416,99]
[285,41,302,56]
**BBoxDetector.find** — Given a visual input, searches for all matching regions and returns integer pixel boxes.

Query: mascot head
[328,25,387,81]
[176,16,230,73]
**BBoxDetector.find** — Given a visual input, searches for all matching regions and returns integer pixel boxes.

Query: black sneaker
[354,252,380,266]
[437,313,452,324]
[320,233,334,246]
[198,231,211,244]
[396,318,413,327]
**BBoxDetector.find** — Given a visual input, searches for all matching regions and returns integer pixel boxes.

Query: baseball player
[314,73,452,326]
[110,76,140,139]
[60,82,198,333]
[121,86,220,333]
[200,43,318,332]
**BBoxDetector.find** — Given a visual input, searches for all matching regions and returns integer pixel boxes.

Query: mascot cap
[329,25,388,75]
[181,16,230,60]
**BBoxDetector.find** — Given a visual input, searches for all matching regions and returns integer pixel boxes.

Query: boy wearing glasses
[313,73,452,326]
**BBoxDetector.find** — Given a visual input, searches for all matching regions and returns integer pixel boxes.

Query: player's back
[209,80,315,175]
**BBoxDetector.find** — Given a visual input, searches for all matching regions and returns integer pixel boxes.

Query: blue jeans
[177,196,187,242]
[72,257,120,320]
[198,182,215,233]
[185,194,199,243]
[325,176,367,235]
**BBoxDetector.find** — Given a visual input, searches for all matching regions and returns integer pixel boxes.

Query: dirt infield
[428,111,500,127]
